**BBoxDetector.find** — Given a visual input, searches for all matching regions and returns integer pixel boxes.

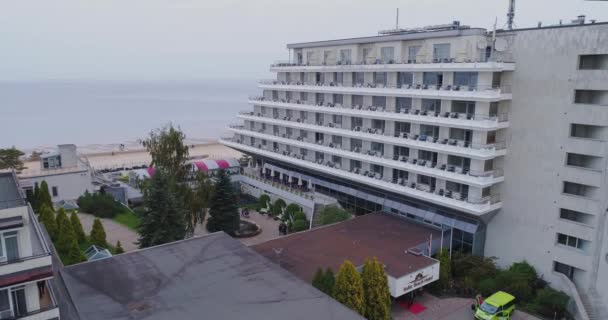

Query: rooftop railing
[259,80,512,94]
[271,56,515,67]
[248,96,509,123]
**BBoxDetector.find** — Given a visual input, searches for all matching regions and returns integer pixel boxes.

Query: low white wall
[19,170,93,202]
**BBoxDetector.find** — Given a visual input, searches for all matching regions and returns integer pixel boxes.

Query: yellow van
[472,291,516,320]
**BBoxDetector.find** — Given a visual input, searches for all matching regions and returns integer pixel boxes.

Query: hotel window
[333,94,343,105]
[339,49,352,64]
[397,72,413,86]
[380,47,394,63]
[273,126,279,135]
[306,51,314,65]
[417,174,432,186]
[557,233,588,251]
[352,95,363,106]
[454,72,479,88]
[315,152,325,161]
[332,155,342,164]
[272,91,279,100]
[315,113,323,124]
[332,115,342,125]
[372,96,386,107]
[272,108,279,118]
[0,286,27,318]
[449,128,473,142]
[433,43,451,61]
[452,101,476,115]
[396,97,412,112]
[300,148,308,157]
[260,106,266,115]
[418,150,437,162]
[300,130,308,139]
[408,46,421,62]
[395,122,411,135]
[353,72,364,85]
[335,72,344,85]
[52,186,58,197]
[393,146,410,157]
[286,109,293,118]
[374,72,387,86]
[423,72,443,86]
[300,110,308,120]
[372,119,385,130]
[272,142,278,150]
[560,208,593,225]
[316,93,325,104]
[351,117,363,129]
[261,139,267,146]
[362,48,371,63]
[261,123,266,131]
[371,142,384,154]
[350,159,362,169]
[43,155,62,169]
[371,164,384,174]
[420,124,439,138]
[323,50,332,64]
[332,135,342,145]
[421,99,440,112]
[286,127,293,137]
[351,138,362,149]
[554,261,576,280]
[286,91,292,101]
[448,155,471,169]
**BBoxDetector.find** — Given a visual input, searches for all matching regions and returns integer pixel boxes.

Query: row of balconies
[229,126,503,188]
[237,113,505,160]
[270,60,515,72]
[220,137,501,215]
[249,97,508,130]
[259,80,511,102]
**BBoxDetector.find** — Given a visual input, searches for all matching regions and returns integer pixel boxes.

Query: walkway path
[392,295,541,320]
[77,212,139,252]
[194,210,281,246]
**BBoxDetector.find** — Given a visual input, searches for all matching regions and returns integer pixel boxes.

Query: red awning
[194,161,209,171]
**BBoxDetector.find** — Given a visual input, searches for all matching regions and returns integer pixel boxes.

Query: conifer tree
[32,183,40,211]
[38,180,53,211]
[66,236,86,265]
[90,218,108,248]
[138,169,186,248]
[206,169,240,235]
[438,249,452,290]
[39,204,57,241]
[362,258,391,320]
[55,208,73,255]
[324,268,336,295]
[115,241,125,254]
[70,212,86,244]
[312,268,325,292]
[334,260,365,316]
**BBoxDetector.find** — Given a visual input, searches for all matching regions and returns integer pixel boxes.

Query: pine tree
[312,268,325,292]
[334,260,365,316]
[32,182,40,212]
[206,170,240,235]
[438,249,452,290]
[324,268,336,295]
[138,169,186,248]
[90,218,108,248]
[55,209,73,255]
[39,204,57,241]
[66,236,86,265]
[362,258,391,320]
[115,241,125,254]
[38,180,53,211]
[70,212,86,244]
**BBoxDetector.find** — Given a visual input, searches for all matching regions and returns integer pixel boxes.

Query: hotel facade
[221,19,608,317]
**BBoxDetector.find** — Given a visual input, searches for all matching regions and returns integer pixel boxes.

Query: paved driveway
[392,295,541,320]
[194,210,281,246]
[77,212,139,252]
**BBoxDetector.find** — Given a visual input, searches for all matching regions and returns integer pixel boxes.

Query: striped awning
[193,158,240,172]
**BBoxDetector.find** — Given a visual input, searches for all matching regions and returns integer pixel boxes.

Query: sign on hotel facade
[387,260,440,298]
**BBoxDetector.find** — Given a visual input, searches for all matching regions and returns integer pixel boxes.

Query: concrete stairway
[581,289,607,320]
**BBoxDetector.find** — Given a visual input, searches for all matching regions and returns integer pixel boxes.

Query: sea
[0,79,258,152]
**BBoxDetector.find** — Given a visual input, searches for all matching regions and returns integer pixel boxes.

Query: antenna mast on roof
[507,0,516,30]
[396,8,400,29]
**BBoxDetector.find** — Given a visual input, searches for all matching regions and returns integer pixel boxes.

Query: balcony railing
[221,138,501,213]
[249,96,509,123]
[237,113,507,154]
[229,125,504,184]
[271,56,514,67]
[260,80,512,94]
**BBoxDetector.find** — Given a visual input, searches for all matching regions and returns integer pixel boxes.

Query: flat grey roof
[60,232,364,320]
[0,172,25,209]
[287,28,487,49]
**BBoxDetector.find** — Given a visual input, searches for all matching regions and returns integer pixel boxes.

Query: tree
[70,212,86,244]
[37,181,53,212]
[334,260,365,316]
[312,268,325,292]
[90,218,108,248]
[206,170,240,235]
[319,206,351,225]
[362,258,391,320]
[0,147,25,172]
[55,209,74,255]
[312,267,336,295]
[291,220,308,232]
[258,194,270,212]
[138,169,187,248]
[184,171,214,236]
[271,198,286,218]
[324,268,335,295]
[142,123,189,182]
[115,241,125,254]
[438,249,452,290]
[39,205,57,241]
[32,183,40,211]
[66,236,86,265]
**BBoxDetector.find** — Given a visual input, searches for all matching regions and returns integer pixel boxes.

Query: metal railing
[271,56,515,67]
[0,198,26,210]
[248,96,509,123]
[237,113,507,152]
[259,80,512,94]
[222,138,501,207]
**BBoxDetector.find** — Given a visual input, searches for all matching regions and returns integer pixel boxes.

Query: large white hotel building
[221,18,608,317]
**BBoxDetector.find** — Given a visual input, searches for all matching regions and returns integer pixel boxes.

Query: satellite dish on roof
[494,38,508,52]
[477,40,488,50]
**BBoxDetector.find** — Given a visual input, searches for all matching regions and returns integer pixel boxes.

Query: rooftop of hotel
[252,212,440,280]
[0,172,26,210]
[56,232,363,320]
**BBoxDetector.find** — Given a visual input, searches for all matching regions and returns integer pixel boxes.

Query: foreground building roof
[57,232,364,320]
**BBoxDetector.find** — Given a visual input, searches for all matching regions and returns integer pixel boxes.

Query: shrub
[291,219,308,232]
[362,258,391,320]
[477,278,499,297]
[319,206,351,225]
[258,194,271,211]
[284,203,302,221]
[70,212,86,244]
[90,218,108,248]
[334,260,365,316]
[293,211,307,221]
[529,287,569,318]
[77,191,124,218]
[115,241,125,254]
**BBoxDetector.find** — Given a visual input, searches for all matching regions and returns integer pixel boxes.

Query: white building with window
[19,144,93,203]
[0,171,59,319]
[222,19,608,318]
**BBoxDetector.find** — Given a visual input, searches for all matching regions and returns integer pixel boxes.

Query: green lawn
[113,210,141,231]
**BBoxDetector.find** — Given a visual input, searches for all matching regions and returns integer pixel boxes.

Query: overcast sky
[1,0,607,81]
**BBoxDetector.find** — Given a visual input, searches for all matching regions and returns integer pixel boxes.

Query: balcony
[248,97,508,130]
[270,59,515,73]
[220,138,502,216]
[259,80,511,102]
[8,279,60,320]
[237,114,505,160]
[229,126,503,188]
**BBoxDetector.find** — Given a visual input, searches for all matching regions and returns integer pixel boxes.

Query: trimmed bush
[291,219,308,232]
[334,260,365,316]
[258,194,271,211]
[319,206,351,225]
[77,191,125,218]
[90,218,108,248]
[529,287,569,318]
